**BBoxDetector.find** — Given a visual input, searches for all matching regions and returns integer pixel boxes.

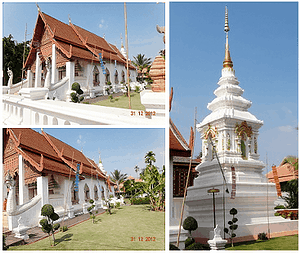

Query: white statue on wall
[7,67,13,88]
[44,59,51,89]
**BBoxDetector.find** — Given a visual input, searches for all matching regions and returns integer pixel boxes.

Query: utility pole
[124,2,131,109]
[21,23,28,88]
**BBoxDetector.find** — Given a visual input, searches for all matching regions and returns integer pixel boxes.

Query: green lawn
[92,92,145,110]
[226,235,298,250]
[9,205,164,250]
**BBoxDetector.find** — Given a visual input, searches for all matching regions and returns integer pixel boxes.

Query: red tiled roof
[266,163,298,183]
[25,11,134,69]
[9,128,108,180]
[170,119,191,157]
[42,13,84,46]
[72,24,114,53]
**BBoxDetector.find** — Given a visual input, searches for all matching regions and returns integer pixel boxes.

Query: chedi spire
[223,6,233,69]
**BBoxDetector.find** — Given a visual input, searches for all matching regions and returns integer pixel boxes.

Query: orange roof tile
[9,128,107,180]
[25,11,136,69]
[170,119,191,157]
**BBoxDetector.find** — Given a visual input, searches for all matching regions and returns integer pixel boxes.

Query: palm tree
[134,165,140,179]
[145,151,156,166]
[110,169,127,195]
[132,54,152,71]
[132,54,152,83]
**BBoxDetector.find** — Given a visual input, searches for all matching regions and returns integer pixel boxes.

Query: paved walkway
[4,210,105,248]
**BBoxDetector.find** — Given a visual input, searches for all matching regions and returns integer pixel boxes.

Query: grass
[92,92,145,110]
[226,235,298,250]
[9,204,164,251]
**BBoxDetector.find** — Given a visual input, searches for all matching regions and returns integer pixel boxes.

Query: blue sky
[2,2,165,60]
[170,2,298,171]
[33,128,165,177]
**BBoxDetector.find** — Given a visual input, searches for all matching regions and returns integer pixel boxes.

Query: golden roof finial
[223,6,233,69]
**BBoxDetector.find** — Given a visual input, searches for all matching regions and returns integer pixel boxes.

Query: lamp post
[208,188,220,229]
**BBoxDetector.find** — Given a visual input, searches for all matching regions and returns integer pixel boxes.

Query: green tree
[132,54,152,71]
[3,34,30,85]
[110,169,127,195]
[39,204,60,246]
[133,152,165,211]
[123,179,135,197]
[281,179,298,209]
[132,54,152,83]
[134,165,140,179]
[145,151,156,166]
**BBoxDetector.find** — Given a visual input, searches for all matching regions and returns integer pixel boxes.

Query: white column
[66,61,75,90]
[37,176,48,207]
[27,70,33,88]
[18,155,25,205]
[34,51,42,88]
[51,44,57,84]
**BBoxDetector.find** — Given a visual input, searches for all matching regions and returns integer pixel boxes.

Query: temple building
[169,118,198,248]
[3,128,116,232]
[8,7,137,101]
[266,156,298,197]
[184,7,297,243]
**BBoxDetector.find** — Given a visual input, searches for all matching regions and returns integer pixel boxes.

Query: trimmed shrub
[274,205,285,209]
[185,237,195,248]
[71,82,84,103]
[40,204,60,246]
[130,197,150,205]
[60,226,68,232]
[258,232,268,241]
[169,244,180,250]
[186,242,206,250]
[3,235,8,250]
[183,216,198,237]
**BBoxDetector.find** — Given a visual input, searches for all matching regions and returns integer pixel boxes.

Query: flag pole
[124,2,131,109]
[176,107,197,247]
[21,23,27,88]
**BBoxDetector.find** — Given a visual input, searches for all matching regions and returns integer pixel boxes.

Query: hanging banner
[98,53,107,75]
[272,166,282,196]
[231,166,236,199]
[74,163,80,192]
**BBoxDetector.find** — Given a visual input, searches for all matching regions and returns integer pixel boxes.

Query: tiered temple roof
[3,128,114,186]
[24,10,135,70]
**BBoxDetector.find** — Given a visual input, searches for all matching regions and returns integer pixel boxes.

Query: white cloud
[99,19,105,29]
[278,125,294,133]
[76,135,86,146]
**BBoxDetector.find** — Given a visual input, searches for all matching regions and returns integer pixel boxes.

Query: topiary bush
[169,243,180,250]
[60,225,68,232]
[257,232,268,241]
[3,234,9,250]
[183,216,198,237]
[130,197,150,205]
[88,199,98,223]
[71,82,84,103]
[224,208,238,247]
[185,237,195,248]
[274,205,286,209]
[185,242,207,250]
[40,204,60,246]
